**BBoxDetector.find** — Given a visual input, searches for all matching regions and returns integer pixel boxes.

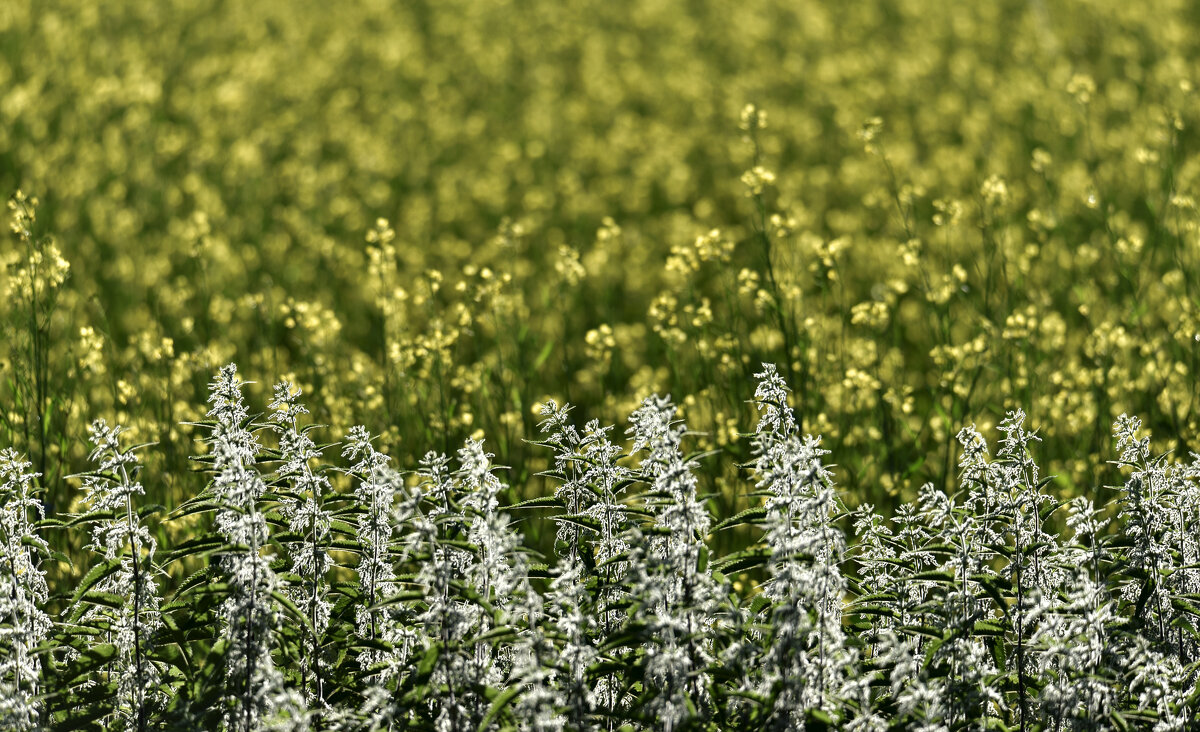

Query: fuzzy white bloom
[578,420,629,568]
[1114,414,1151,464]
[1126,638,1194,731]
[957,424,1007,549]
[753,363,797,437]
[460,438,522,614]
[538,400,596,561]
[1030,573,1115,727]
[994,413,1058,595]
[419,451,455,518]
[548,560,600,723]
[628,394,712,566]
[626,394,723,731]
[1112,415,1184,648]
[270,381,335,706]
[76,419,165,730]
[343,427,412,681]
[509,580,565,732]
[205,365,303,731]
[325,685,397,731]
[751,364,850,725]
[538,403,630,637]
[0,449,50,730]
[577,418,631,643]
[415,441,527,729]
[208,362,252,432]
[851,505,895,600]
[460,438,528,719]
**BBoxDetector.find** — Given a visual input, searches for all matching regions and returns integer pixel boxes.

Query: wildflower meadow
[3,0,1200,729]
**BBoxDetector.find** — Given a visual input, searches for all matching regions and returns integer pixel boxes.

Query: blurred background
[2,0,1199,551]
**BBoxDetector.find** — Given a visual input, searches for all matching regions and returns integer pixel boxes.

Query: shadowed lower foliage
[1,363,1198,730]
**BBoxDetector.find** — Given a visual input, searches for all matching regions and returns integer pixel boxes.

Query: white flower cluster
[270,382,335,706]
[750,364,852,725]
[206,365,306,731]
[626,394,724,732]
[5,362,1200,729]
[342,425,410,680]
[410,438,528,731]
[77,419,165,730]
[0,450,51,730]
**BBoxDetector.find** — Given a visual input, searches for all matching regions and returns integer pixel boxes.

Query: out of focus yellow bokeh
[2,0,1199,524]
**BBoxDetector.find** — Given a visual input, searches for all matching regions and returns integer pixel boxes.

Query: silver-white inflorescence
[0,449,51,730]
[270,381,335,706]
[626,394,722,732]
[343,425,409,681]
[206,365,305,731]
[78,419,165,730]
[751,364,850,725]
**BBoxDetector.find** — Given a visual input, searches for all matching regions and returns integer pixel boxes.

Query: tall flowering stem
[751,363,849,726]
[458,438,525,720]
[626,394,723,731]
[413,449,474,729]
[76,419,163,731]
[269,381,334,707]
[343,426,408,681]
[538,400,592,564]
[0,449,51,730]
[204,365,298,730]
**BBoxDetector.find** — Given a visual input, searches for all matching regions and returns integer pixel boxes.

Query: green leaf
[714,506,767,531]
[1039,497,1068,522]
[366,590,427,613]
[526,563,552,580]
[138,503,166,520]
[553,513,601,532]
[163,534,227,564]
[506,495,563,511]
[471,625,517,645]
[270,589,317,638]
[912,570,957,583]
[61,643,119,684]
[170,565,220,600]
[849,604,898,620]
[1171,596,1200,618]
[532,340,555,370]
[989,635,1007,673]
[899,624,945,639]
[973,621,1005,636]
[972,574,1012,608]
[417,642,441,676]
[48,679,120,723]
[804,708,834,730]
[77,591,127,611]
[168,497,224,521]
[478,685,522,730]
[70,557,124,605]
[713,547,771,574]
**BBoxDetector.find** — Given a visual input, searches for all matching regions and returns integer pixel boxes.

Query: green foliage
[3,0,1200,728]
[0,367,1197,729]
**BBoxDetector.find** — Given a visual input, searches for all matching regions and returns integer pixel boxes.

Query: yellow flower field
[3,0,1199,539]
[5,1,1200,728]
